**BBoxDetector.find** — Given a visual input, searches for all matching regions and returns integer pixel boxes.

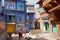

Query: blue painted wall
[26,22,30,32]
[16,0,25,23]
[4,1,16,10]
[4,0,25,23]
[26,13,34,31]
[17,1,24,11]
[0,13,5,21]
[16,11,25,23]
[17,0,25,1]
[0,0,5,21]
[4,0,16,14]
[27,13,34,19]
[4,10,16,15]
[0,0,2,12]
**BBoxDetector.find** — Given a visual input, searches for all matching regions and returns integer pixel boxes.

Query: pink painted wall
[0,21,5,32]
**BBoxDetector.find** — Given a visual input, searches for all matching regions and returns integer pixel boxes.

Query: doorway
[45,22,49,32]
[35,21,40,29]
[52,22,57,33]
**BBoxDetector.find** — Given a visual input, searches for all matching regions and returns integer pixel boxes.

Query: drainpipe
[15,0,17,34]
[24,0,26,27]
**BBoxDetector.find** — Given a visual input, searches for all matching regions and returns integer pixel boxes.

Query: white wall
[26,0,39,5]
[26,5,35,13]
[2,0,4,6]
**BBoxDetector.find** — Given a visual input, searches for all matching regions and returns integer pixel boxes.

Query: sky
[26,0,45,12]
[26,0,40,8]
[26,0,39,4]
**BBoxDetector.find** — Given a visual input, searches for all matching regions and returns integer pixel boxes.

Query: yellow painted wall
[7,24,15,33]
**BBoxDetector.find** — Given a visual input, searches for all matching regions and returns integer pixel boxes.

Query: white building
[35,7,49,32]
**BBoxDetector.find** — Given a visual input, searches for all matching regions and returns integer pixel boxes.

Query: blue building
[26,13,34,31]
[4,0,16,34]
[4,0,16,22]
[26,5,35,31]
[0,0,2,12]
[0,0,5,21]
[4,0,26,33]
[16,0,25,23]
[0,0,6,33]
[15,0,25,33]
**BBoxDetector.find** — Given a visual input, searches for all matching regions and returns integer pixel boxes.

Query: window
[17,4,24,11]
[17,0,25,2]
[17,1,24,11]
[40,7,45,13]
[19,16,21,21]
[20,0,25,1]
[27,6,35,13]
[0,13,5,21]
[28,13,34,19]
[0,0,1,9]
[13,16,15,22]
[9,15,12,22]
[7,15,15,23]
[5,1,16,10]
[0,0,1,4]
[27,15,29,21]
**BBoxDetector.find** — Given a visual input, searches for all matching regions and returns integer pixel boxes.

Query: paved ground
[10,33,57,40]
[11,34,19,40]
[12,36,19,40]
[11,33,48,40]
[10,36,53,40]
[23,33,57,40]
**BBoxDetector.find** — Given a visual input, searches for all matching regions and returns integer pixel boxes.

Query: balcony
[5,0,16,2]
[43,0,60,12]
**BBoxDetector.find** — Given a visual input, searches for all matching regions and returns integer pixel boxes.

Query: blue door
[52,22,57,33]
[45,22,49,32]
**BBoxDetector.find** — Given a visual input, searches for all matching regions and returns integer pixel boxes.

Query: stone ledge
[29,29,43,35]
